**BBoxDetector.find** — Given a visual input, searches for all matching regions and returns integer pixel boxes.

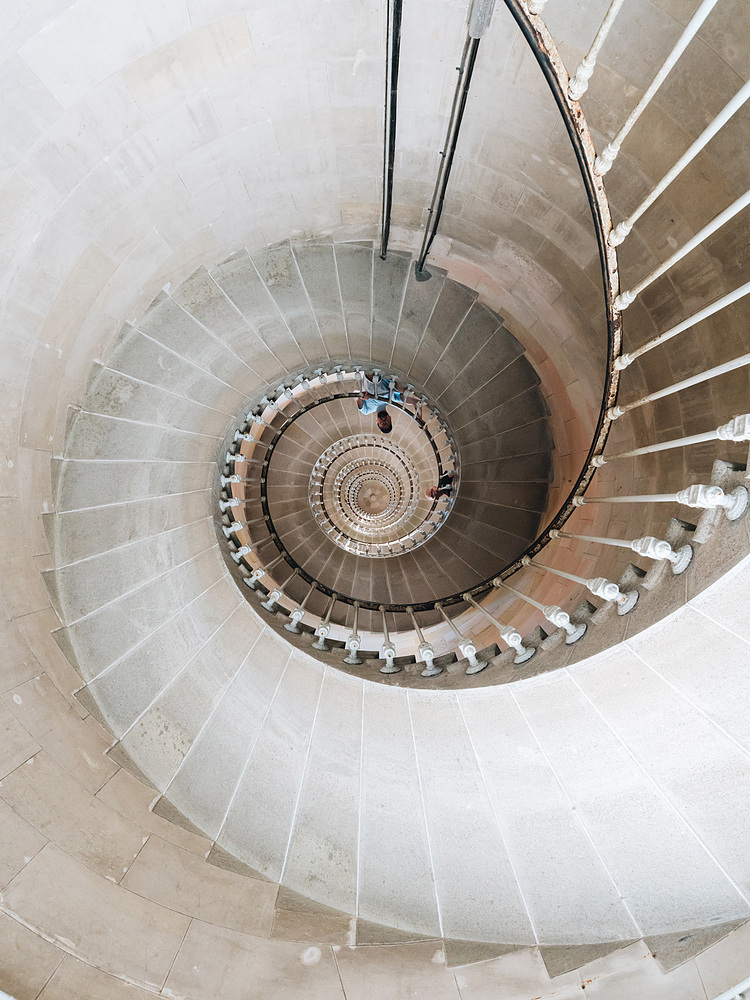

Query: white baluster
[230,544,253,564]
[522,556,638,615]
[609,352,750,420]
[435,602,482,671]
[492,576,587,643]
[379,605,400,674]
[311,594,337,650]
[550,529,692,576]
[343,602,363,665]
[595,0,719,175]
[594,413,750,465]
[463,593,536,663]
[284,582,317,634]
[615,190,750,310]
[567,0,626,101]
[218,497,242,513]
[615,280,750,370]
[572,484,749,521]
[407,606,440,677]
[609,79,750,246]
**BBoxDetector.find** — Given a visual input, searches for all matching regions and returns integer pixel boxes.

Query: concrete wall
[1,0,749,996]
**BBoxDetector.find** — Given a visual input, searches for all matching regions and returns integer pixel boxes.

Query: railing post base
[565,621,588,644]
[725,485,749,520]
[616,589,639,615]
[670,543,694,575]
[513,645,536,664]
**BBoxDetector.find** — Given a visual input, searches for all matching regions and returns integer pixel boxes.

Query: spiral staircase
[1,1,750,999]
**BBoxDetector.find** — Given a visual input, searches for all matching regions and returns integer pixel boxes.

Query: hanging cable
[380,0,403,259]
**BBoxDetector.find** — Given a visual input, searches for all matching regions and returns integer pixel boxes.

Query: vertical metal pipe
[380,0,403,259]
[416,35,480,272]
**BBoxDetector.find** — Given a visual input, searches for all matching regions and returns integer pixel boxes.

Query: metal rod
[610,351,750,419]
[595,0,719,175]
[573,483,749,520]
[380,0,403,259]
[550,529,693,574]
[610,78,750,246]
[568,0,626,101]
[416,34,480,272]
[594,414,750,464]
[522,556,638,614]
[616,279,750,370]
[312,594,337,650]
[407,606,440,676]
[463,593,535,662]
[616,188,750,310]
[493,576,587,642]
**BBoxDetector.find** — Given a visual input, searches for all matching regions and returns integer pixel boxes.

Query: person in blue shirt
[357,374,421,434]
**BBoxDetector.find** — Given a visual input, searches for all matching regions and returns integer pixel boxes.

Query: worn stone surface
[1,1,749,996]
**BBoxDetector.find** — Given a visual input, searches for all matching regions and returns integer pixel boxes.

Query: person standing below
[426,471,456,501]
[357,373,422,434]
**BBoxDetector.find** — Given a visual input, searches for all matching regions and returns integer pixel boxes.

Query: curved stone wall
[1,0,749,996]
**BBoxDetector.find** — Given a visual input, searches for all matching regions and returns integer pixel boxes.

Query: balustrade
[214,300,748,682]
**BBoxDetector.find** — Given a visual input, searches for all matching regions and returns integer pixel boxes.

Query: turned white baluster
[243,553,284,590]
[379,605,400,674]
[222,516,265,538]
[610,79,750,246]
[218,497,242,514]
[343,602,363,665]
[522,556,639,615]
[492,576,587,643]
[595,0,719,176]
[568,0,626,101]
[235,431,270,448]
[573,483,749,521]
[311,594,337,650]
[616,280,750,370]
[594,413,750,464]
[261,568,297,614]
[550,529,692,576]
[615,190,750,310]
[435,602,482,672]
[609,353,750,420]
[463,593,536,663]
[284,582,317,633]
[407,606,441,677]
[230,544,253,565]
